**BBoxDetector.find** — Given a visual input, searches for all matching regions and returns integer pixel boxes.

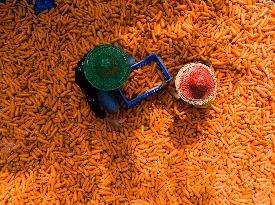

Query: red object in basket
[178,65,215,100]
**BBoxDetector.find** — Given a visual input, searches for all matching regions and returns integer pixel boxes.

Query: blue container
[33,0,56,15]
[0,0,56,15]
[118,54,172,108]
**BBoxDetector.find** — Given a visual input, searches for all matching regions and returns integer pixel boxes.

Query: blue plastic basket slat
[118,54,172,108]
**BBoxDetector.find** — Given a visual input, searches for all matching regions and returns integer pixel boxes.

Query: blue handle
[119,54,172,108]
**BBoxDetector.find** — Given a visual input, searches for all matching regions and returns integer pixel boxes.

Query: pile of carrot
[0,0,275,204]
[121,62,163,99]
[206,0,225,10]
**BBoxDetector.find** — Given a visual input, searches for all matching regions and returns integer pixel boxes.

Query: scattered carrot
[0,0,274,204]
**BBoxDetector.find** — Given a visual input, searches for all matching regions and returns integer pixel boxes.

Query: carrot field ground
[0,0,275,204]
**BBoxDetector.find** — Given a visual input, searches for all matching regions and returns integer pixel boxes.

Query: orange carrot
[0,0,274,204]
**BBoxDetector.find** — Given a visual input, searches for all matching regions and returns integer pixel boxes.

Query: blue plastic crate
[118,54,172,108]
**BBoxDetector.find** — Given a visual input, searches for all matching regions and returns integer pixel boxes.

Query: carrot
[1,0,275,204]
